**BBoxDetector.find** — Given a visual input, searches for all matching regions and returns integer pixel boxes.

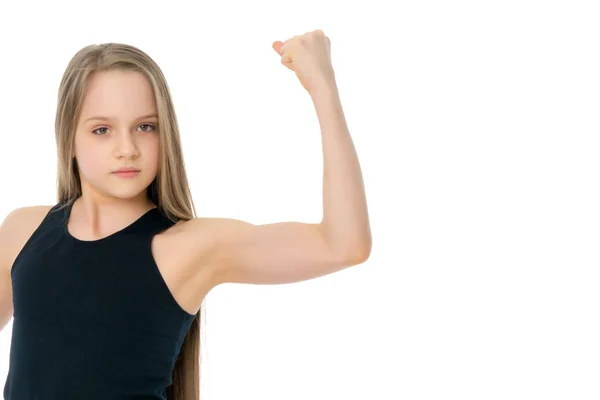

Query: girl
[0,29,371,399]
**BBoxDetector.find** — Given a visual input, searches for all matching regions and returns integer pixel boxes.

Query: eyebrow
[83,113,158,124]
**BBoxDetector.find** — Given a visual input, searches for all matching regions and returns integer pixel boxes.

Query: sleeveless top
[3,200,197,399]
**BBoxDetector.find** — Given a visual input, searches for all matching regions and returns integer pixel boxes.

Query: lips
[114,168,140,173]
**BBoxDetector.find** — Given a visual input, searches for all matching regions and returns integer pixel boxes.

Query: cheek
[75,150,104,178]
[74,139,106,176]
[141,137,160,170]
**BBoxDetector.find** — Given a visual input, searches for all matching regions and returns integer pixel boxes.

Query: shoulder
[162,216,251,258]
[1,205,54,233]
[161,216,242,247]
[155,217,245,284]
[156,216,229,264]
[0,205,54,273]
[146,217,233,306]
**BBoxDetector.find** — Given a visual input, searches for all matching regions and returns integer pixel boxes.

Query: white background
[1,1,599,399]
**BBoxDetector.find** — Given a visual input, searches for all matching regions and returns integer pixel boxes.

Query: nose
[113,131,140,159]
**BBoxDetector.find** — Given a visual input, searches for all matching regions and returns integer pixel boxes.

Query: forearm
[311,83,372,261]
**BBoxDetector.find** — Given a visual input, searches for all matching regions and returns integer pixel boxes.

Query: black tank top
[3,200,196,399]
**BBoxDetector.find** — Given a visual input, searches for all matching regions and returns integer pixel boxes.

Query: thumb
[272,41,284,55]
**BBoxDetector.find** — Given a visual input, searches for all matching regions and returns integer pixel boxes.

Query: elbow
[319,223,372,265]
[353,242,372,264]
[352,229,372,263]
[338,239,372,265]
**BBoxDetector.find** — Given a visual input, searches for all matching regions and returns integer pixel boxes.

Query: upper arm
[198,218,371,286]
[0,206,53,331]
[0,208,22,331]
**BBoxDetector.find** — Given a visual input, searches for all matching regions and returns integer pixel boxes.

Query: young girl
[0,29,371,399]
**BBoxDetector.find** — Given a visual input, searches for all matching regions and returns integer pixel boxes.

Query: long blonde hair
[54,42,202,400]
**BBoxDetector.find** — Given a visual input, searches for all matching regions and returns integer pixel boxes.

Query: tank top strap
[130,204,177,236]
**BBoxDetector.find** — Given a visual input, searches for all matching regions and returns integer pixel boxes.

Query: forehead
[79,69,157,121]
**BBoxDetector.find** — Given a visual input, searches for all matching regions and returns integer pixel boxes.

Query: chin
[99,183,151,200]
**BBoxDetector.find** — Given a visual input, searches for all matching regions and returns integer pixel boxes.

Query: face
[73,69,160,203]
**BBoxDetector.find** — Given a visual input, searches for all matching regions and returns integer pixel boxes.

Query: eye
[91,123,157,135]
[138,124,156,132]
[92,127,109,135]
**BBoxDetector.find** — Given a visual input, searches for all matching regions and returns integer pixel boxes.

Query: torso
[4,205,217,317]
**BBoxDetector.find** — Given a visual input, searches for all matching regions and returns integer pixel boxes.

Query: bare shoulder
[0,205,54,274]
[152,216,249,283]
[146,217,227,314]
[154,217,223,276]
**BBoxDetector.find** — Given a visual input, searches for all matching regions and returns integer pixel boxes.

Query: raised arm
[178,30,371,287]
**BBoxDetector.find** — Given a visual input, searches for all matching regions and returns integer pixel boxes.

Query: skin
[0,30,372,327]
[68,69,161,239]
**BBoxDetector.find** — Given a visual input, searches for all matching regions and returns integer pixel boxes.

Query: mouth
[113,170,140,177]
